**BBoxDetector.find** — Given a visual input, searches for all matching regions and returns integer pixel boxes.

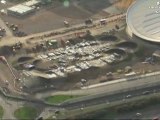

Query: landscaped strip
[45,95,81,104]
[14,106,38,120]
[0,105,4,119]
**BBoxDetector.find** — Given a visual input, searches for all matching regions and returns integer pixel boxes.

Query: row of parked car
[5,22,27,37]
[0,27,6,38]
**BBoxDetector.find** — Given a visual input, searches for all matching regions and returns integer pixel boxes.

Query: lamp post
[81,78,89,94]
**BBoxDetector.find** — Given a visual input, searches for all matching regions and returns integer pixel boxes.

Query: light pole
[81,78,88,94]
[70,87,72,97]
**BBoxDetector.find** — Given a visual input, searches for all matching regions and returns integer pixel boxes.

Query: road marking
[82,78,127,89]
[82,71,160,89]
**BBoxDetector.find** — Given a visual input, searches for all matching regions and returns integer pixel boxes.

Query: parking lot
[15,38,121,78]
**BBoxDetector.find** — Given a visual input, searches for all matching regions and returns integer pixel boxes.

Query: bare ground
[0,0,111,34]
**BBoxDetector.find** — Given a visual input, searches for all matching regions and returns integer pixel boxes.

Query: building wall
[7,8,35,17]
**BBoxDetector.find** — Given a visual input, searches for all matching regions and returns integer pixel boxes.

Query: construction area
[0,0,157,95]
[1,1,160,120]
[0,0,134,35]
[0,0,157,100]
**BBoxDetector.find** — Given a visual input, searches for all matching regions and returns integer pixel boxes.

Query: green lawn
[0,105,3,118]
[14,106,38,120]
[45,95,80,104]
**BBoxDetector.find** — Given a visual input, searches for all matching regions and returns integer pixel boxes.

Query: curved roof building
[127,0,160,42]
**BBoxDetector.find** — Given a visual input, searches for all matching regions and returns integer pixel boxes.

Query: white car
[126,95,132,98]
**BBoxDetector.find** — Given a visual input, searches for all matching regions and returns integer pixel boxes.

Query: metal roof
[127,0,160,42]
[22,0,40,7]
[8,4,34,14]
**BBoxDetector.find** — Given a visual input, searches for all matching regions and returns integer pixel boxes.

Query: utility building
[7,0,41,17]
[7,4,35,16]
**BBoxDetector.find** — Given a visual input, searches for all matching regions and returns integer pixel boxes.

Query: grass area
[45,95,81,104]
[0,106,4,119]
[14,106,38,120]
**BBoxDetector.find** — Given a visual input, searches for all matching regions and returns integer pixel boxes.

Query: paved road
[82,71,160,89]
[61,84,160,110]
[35,71,160,98]
[2,79,160,119]
[37,84,160,119]
[115,104,160,119]
[33,71,160,118]
[1,71,160,119]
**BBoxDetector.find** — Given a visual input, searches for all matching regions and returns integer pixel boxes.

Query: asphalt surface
[35,71,160,98]
[2,70,160,110]
[62,84,160,110]
[116,104,160,119]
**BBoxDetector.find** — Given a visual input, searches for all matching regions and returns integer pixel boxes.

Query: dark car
[85,19,93,25]
[142,91,150,95]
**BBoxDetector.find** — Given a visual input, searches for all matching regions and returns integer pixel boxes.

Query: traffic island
[14,106,38,120]
[44,95,82,105]
[0,105,4,119]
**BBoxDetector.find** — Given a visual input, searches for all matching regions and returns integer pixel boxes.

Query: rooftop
[22,0,41,7]
[127,0,160,42]
[8,4,34,14]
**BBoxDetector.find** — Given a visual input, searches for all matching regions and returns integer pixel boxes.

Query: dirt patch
[100,35,118,41]
[117,41,137,49]
[17,56,33,63]
[48,4,91,19]
[78,0,111,13]
[0,0,112,34]
[34,60,57,71]
[0,46,13,56]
